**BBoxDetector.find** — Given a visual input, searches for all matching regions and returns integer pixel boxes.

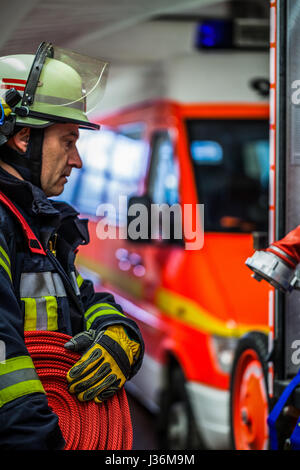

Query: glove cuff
[105,325,141,366]
[98,334,131,379]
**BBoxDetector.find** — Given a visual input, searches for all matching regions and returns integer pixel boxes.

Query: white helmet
[0,42,109,186]
[0,41,109,133]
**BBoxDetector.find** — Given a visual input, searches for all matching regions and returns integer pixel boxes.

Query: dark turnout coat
[0,165,144,450]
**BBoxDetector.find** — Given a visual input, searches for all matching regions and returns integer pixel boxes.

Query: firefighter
[0,42,144,449]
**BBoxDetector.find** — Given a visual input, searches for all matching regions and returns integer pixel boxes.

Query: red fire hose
[24,330,133,450]
[267,225,300,268]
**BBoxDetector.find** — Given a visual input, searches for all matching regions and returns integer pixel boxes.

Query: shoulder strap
[0,190,46,255]
[0,190,84,335]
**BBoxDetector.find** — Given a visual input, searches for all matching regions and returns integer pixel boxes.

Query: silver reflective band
[35,93,84,111]
[35,297,48,330]
[70,271,80,296]
[0,368,39,392]
[0,341,5,363]
[20,272,66,298]
[0,355,45,407]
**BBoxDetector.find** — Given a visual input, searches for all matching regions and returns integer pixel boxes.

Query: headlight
[210,335,238,374]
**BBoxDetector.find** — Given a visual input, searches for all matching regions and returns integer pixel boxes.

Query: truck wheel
[157,365,204,449]
[230,332,269,450]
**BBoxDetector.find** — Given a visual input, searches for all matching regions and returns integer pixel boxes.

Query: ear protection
[0,88,44,188]
[0,88,22,146]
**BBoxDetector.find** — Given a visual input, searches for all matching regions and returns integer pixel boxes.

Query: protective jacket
[0,156,144,450]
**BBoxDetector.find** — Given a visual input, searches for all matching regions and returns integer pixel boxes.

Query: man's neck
[0,160,24,180]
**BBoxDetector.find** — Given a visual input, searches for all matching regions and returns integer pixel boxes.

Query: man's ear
[7,127,30,153]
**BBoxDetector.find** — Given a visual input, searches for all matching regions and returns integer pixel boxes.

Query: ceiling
[0,0,268,62]
[0,0,269,113]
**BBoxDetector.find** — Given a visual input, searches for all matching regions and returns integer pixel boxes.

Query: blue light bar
[195,20,233,49]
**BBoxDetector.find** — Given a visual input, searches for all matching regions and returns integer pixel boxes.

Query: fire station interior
[2,0,300,453]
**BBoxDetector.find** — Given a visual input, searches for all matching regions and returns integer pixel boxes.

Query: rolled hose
[24,330,133,450]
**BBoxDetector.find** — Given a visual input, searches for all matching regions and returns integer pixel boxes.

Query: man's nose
[68,146,82,169]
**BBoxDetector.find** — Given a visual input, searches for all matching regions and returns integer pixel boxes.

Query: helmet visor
[32,44,109,118]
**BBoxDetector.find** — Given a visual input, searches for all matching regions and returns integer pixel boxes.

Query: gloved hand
[64,325,141,403]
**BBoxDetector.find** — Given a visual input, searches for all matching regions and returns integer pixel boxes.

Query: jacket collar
[0,166,60,218]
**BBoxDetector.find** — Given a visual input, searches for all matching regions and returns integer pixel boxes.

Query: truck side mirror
[127,195,152,243]
[127,195,184,246]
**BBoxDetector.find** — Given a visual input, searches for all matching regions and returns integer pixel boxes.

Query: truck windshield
[186,119,269,233]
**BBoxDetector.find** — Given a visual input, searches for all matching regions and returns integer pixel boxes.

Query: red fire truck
[59,41,270,448]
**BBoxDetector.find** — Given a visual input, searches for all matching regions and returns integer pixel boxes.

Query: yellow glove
[64,325,140,403]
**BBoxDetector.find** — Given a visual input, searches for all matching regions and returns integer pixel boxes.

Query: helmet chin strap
[26,128,44,188]
[0,128,44,188]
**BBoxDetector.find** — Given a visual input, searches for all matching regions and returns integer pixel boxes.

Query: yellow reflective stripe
[22,296,58,331]
[45,296,58,331]
[85,302,125,318]
[0,257,12,282]
[76,273,84,288]
[0,355,35,376]
[85,303,126,330]
[77,255,270,338]
[156,287,269,337]
[0,245,12,282]
[0,356,45,407]
[86,310,122,330]
[0,245,10,265]
[0,380,45,408]
[22,298,37,331]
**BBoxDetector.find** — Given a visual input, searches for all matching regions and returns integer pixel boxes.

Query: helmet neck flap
[0,128,44,188]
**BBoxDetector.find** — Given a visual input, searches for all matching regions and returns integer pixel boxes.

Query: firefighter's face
[41,123,82,196]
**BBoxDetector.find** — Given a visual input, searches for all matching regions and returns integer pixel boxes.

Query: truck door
[126,129,181,346]
[124,128,184,408]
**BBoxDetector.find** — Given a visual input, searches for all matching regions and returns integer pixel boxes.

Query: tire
[157,365,205,450]
[230,332,269,450]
